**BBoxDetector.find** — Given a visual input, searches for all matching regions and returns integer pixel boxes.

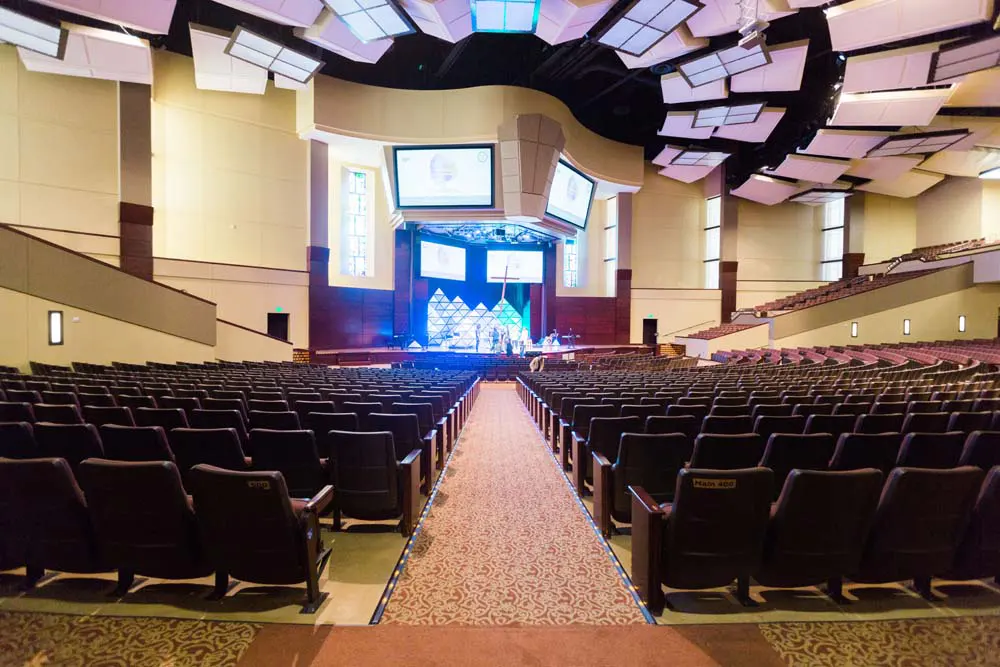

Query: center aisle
[381,383,647,625]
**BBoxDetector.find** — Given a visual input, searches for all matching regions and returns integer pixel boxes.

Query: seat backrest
[792,403,834,418]
[751,403,793,418]
[169,427,248,481]
[559,397,596,425]
[293,401,337,422]
[832,402,869,416]
[621,404,663,421]
[189,409,247,444]
[857,466,983,582]
[41,391,78,406]
[249,399,289,413]
[0,401,35,423]
[708,405,750,417]
[907,400,942,414]
[760,433,836,500]
[948,466,1000,580]
[34,404,83,424]
[188,465,304,584]
[390,402,434,433]
[340,402,384,430]
[830,432,902,476]
[330,393,364,410]
[0,457,101,573]
[691,433,765,470]
[959,431,1000,470]
[158,396,201,416]
[804,414,856,438]
[34,423,104,469]
[7,389,41,404]
[701,415,753,435]
[855,413,904,434]
[285,392,322,408]
[753,415,806,441]
[947,411,993,434]
[249,410,301,431]
[118,395,157,410]
[639,397,671,409]
[134,407,189,431]
[677,396,711,407]
[663,467,773,589]
[83,405,135,427]
[99,424,175,462]
[586,416,643,460]
[77,459,207,578]
[0,422,37,459]
[248,429,325,498]
[973,398,1000,412]
[896,431,966,469]
[872,401,907,415]
[942,399,977,414]
[368,413,423,460]
[666,404,709,421]
[645,415,699,440]
[328,430,400,520]
[611,433,687,517]
[759,469,883,586]
[202,398,247,418]
[902,411,950,434]
[571,404,618,438]
[304,412,360,457]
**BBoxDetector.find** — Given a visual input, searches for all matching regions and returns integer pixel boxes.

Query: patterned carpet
[380,383,647,625]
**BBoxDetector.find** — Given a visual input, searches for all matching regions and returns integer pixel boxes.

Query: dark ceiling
[9,0,999,185]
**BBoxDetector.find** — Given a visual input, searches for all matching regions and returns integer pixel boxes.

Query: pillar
[719,177,740,324]
[843,192,865,278]
[615,193,633,344]
[307,140,330,285]
[118,82,153,280]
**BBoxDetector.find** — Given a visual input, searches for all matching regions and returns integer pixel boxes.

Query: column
[843,192,866,278]
[615,193,633,344]
[719,182,740,324]
[307,140,330,285]
[118,82,153,280]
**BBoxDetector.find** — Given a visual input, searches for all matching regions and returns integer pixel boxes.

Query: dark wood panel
[554,296,617,345]
[309,285,394,349]
[393,228,412,336]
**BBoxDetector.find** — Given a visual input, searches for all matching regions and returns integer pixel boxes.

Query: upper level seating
[685,323,763,341]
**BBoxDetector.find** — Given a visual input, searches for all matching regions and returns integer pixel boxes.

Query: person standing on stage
[519,327,530,356]
[475,324,481,352]
[491,327,500,353]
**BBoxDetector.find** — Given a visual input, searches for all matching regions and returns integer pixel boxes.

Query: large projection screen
[394,145,495,208]
[545,159,595,229]
[420,240,467,281]
[486,250,544,283]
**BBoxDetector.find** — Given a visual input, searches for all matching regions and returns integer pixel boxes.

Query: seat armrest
[571,432,587,494]
[401,448,422,536]
[629,484,666,614]
[305,484,334,515]
[593,453,613,537]
[401,449,420,466]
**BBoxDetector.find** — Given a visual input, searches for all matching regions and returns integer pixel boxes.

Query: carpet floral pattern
[381,383,646,625]
[0,611,259,667]
[758,616,1000,667]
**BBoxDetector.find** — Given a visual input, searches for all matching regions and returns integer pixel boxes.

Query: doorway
[267,313,290,342]
[642,318,658,346]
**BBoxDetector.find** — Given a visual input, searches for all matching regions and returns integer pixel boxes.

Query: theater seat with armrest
[573,416,642,495]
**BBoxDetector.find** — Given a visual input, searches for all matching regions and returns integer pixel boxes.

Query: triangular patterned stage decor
[425,290,528,347]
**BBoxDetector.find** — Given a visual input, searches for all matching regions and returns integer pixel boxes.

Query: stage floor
[312,344,644,356]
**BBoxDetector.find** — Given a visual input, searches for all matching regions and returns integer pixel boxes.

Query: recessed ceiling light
[596,0,703,57]
[0,5,68,59]
[677,42,771,88]
[865,129,971,158]
[225,26,323,84]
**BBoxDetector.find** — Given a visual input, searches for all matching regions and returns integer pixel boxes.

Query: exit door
[643,318,658,346]
[267,313,290,342]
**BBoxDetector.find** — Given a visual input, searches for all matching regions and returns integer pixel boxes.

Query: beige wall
[982,181,1000,241]
[859,193,917,263]
[737,201,822,281]
[556,199,609,297]
[216,320,292,362]
[630,289,720,344]
[631,166,704,289]
[775,284,1000,348]
[154,258,309,349]
[0,287,215,371]
[0,47,119,264]
[151,52,308,271]
[915,177,984,248]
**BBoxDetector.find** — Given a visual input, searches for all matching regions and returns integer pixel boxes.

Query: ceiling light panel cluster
[692,102,764,127]
[678,42,771,87]
[0,6,68,58]
[597,0,703,57]
[325,0,416,41]
[790,188,852,204]
[671,149,730,166]
[472,0,541,33]
[929,34,1000,83]
[225,26,323,83]
[865,130,972,158]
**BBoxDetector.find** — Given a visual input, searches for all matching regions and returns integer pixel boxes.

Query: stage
[309,344,648,366]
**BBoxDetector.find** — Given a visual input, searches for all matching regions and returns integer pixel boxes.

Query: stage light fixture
[471,0,541,33]
[677,42,771,88]
[670,149,730,167]
[865,129,971,158]
[596,0,703,57]
[324,0,416,41]
[928,34,1000,83]
[225,26,323,84]
[0,5,68,59]
[692,102,764,128]
[790,188,852,205]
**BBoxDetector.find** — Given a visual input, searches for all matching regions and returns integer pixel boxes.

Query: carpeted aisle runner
[380,383,646,625]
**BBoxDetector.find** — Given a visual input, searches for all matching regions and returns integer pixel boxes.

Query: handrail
[663,320,716,338]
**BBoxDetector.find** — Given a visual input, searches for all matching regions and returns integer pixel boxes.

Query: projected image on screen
[487,250,544,283]
[545,160,595,229]
[395,145,495,208]
[420,241,466,281]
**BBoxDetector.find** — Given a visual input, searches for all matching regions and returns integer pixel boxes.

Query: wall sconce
[48,311,63,345]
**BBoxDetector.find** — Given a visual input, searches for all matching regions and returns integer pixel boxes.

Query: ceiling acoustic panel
[768,154,852,183]
[685,0,796,38]
[670,148,730,166]
[842,43,944,93]
[713,108,785,143]
[535,0,616,46]
[652,144,683,167]
[677,42,771,87]
[660,70,727,103]
[657,163,718,183]
[846,155,923,180]
[296,8,393,64]
[918,148,1000,177]
[730,40,809,93]
[190,23,267,94]
[929,33,1000,83]
[924,115,1000,150]
[29,0,177,35]
[209,0,324,27]
[865,129,972,158]
[825,0,994,53]
[945,68,1000,107]
[596,0,703,57]
[801,129,890,159]
[829,88,956,127]
[790,188,853,205]
[658,111,715,139]
[857,169,945,198]
[397,0,473,43]
[617,24,705,68]
[731,174,801,205]
[692,103,765,128]
[17,23,152,84]
[787,0,828,6]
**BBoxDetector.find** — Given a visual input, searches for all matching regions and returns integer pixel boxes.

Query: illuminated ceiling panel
[190,23,268,94]
[658,111,714,139]
[295,8,393,64]
[535,0,616,46]
[615,24,705,69]
[929,34,1000,83]
[660,71,728,103]
[596,0,703,57]
[712,108,785,143]
[677,42,771,87]
[730,40,809,93]
[17,23,151,84]
[657,163,718,183]
[865,130,971,158]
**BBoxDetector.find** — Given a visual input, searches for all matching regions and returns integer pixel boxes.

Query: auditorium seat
[942,400,977,414]
[690,434,765,470]
[249,410,301,431]
[189,409,248,446]
[895,432,966,469]
[948,412,994,433]
[169,428,250,484]
[202,398,247,419]
[0,422,37,458]
[751,404,793,419]
[830,433,903,477]
[832,403,869,417]
[340,402,384,431]
[0,401,35,423]
[759,434,836,500]
[754,415,806,441]
[390,403,440,466]
[792,404,834,418]
[938,466,1000,585]
[645,415,699,441]
[851,467,983,599]
[77,459,214,595]
[212,390,249,405]
[701,416,754,435]
[40,391,79,407]
[34,423,103,470]
[158,396,201,417]
[756,469,883,598]
[78,393,116,408]
[293,401,337,423]
[708,405,751,417]
[110,387,141,400]
[175,388,209,401]
[304,412,361,458]
[34,404,83,424]
[666,404,709,421]
[83,406,135,427]
[639,397,671,410]
[592,433,687,537]
[368,413,435,494]
[367,394,402,411]
[902,412,950,434]
[973,398,1000,412]
[249,399,289,413]
[118,395,157,410]
[573,416,642,494]
[329,393,364,410]
[677,396,711,407]
[873,401,908,415]
[7,389,42,404]
[907,401,943,414]
[188,464,333,612]
[959,432,1000,470]
[135,408,189,431]
[601,397,628,416]
[99,424,175,463]
[804,414,856,439]
[630,467,773,612]
[621,404,664,421]
[855,413,905,434]
[285,392,322,409]
[248,429,327,498]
